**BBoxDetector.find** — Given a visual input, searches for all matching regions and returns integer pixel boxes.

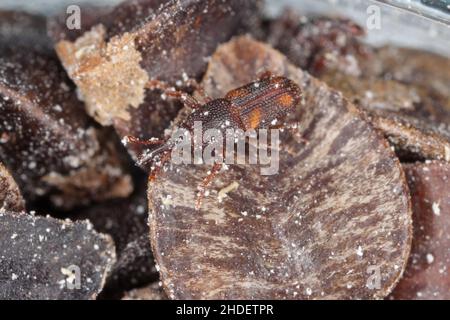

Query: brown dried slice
[319,71,450,162]
[265,10,371,77]
[101,234,157,298]
[122,282,167,300]
[390,161,450,300]
[362,46,450,100]
[148,36,412,299]
[0,43,132,209]
[0,211,115,300]
[0,162,25,212]
[53,0,262,123]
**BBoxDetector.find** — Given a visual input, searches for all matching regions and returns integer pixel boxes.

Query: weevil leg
[165,91,202,110]
[123,135,166,146]
[146,79,172,91]
[148,150,172,182]
[195,162,223,210]
[146,79,202,110]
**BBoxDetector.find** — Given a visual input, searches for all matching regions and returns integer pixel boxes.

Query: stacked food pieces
[1,1,448,299]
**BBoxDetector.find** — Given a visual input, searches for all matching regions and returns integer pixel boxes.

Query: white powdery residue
[445,145,450,162]
[136,205,145,215]
[432,202,441,216]
[161,194,173,207]
[11,273,18,280]
[11,233,17,240]
[356,246,364,257]
[305,288,312,296]
[426,253,434,264]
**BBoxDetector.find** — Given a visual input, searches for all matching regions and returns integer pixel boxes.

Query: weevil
[125,73,302,210]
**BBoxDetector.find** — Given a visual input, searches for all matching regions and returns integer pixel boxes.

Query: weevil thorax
[182,98,242,134]
[225,76,302,130]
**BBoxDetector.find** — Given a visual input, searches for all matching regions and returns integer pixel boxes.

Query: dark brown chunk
[362,46,450,100]
[73,182,157,298]
[52,0,262,160]
[148,36,412,299]
[0,42,133,209]
[265,10,371,77]
[265,10,450,162]
[0,211,115,300]
[390,162,450,300]
[0,162,25,213]
[318,70,450,162]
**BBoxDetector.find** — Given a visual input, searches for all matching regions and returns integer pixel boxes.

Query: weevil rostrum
[125,73,302,210]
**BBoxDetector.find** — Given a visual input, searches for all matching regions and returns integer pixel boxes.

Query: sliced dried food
[101,234,158,298]
[73,183,157,298]
[0,44,133,209]
[265,10,371,77]
[0,211,115,300]
[148,36,412,299]
[0,162,25,213]
[362,46,450,99]
[122,282,167,300]
[390,161,450,300]
[319,71,450,162]
[53,0,262,127]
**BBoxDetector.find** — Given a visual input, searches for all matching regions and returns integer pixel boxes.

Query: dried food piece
[114,91,183,162]
[101,234,158,298]
[0,44,133,209]
[73,182,157,297]
[148,36,412,299]
[361,46,450,99]
[0,211,115,300]
[319,71,450,162]
[0,162,25,213]
[390,162,450,300]
[265,10,370,77]
[53,0,262,160]
[122,282,167,300]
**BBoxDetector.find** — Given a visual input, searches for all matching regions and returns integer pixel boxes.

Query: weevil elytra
[125,73,302,210]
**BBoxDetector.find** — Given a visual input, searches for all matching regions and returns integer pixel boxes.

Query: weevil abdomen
[225,76,302,130]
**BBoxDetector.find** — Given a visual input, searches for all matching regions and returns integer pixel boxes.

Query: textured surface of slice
[73,182,158,298]
[390,162,450,300]
[148,36,412,300]
[0,211,115,300]
[318,71,450,162]
[54,0,262,127]
[0,41,132,208]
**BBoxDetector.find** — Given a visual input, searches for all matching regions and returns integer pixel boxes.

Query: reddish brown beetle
[125,73,302,209]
